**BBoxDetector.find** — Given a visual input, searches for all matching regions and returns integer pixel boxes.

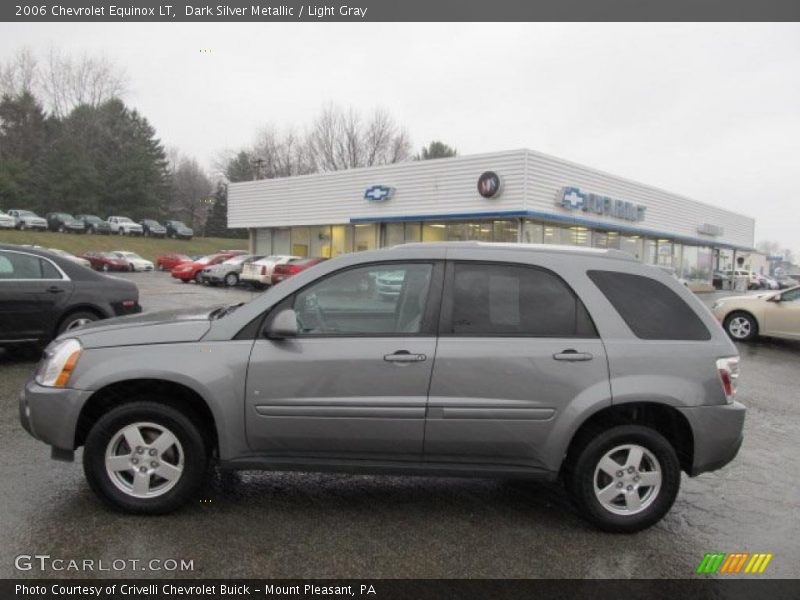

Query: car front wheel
[224,272,239,287]
[57,310,99,334]
[83,401,208,514]
[724,311,758,341]
[565,424,680,533]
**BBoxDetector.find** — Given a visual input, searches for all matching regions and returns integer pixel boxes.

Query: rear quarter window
[588,270,710,341]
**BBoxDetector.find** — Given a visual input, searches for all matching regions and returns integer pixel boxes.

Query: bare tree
[252,126,313,178]
[42,49,127,117]
[307,103,411,171]
[0,48,38,97]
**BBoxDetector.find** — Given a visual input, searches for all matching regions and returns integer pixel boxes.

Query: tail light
[716,356,740,403]
[287,265,302,274]
[121,300,136,308]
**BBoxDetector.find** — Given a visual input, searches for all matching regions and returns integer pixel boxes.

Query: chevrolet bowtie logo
[364,185,394,202]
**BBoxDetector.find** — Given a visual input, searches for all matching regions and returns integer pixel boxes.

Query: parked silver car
[19,242,745,532]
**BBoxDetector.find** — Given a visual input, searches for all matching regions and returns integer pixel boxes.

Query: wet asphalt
[1,273,798,579]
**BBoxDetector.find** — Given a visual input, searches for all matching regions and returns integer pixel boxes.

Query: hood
[24,216,46,223]
[716,292,774,303]
[66,307,217,349]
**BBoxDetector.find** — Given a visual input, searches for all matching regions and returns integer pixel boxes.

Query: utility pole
[251,157,266,181]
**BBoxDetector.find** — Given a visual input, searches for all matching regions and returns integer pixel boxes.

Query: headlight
[35,339,82,388]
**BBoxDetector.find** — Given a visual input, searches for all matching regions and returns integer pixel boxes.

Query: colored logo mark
[696,552,773,574]
[364,185,394,202]
[477,171,502,198]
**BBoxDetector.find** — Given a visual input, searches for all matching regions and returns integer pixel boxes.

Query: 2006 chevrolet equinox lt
[19,242,745,532]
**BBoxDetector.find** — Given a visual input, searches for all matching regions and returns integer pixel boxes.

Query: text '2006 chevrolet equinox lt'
[19,242,745,532]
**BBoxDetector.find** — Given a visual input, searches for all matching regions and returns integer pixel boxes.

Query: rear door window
[588,270,710,340]
[443,262,597,337]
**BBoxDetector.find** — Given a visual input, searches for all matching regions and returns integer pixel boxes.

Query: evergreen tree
[415,140,457,160]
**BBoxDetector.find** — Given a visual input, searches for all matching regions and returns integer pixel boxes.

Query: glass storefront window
[619,235,643,261]
[330,225,352,257]
[353,224,377,252]
[522,221,543,244]
[422,223,447,242]
[493,220,518,243]
[571,226,591,246]
[385,223,405,247]
[310,225,332,258]
[682,245,713,283]
[643,239,657,264]
[404,222,421,242]
[291,226,311,257]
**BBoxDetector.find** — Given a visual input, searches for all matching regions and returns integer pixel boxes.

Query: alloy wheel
[104,422,184,499]
[593,444,662,516]
[728,316,751,339]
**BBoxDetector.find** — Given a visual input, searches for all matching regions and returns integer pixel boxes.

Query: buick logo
[364,185,394,202]
[477,171,502,198]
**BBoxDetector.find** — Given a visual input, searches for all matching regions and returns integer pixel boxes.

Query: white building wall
[524,150,754,249]
[229,148,755,249]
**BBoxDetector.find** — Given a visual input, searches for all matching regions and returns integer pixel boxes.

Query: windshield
[195,255,217,265]
[223,255,250,265]
[115,252,141,259]
[118,217,133,223]
[18,210,36,217]
[144,220,161,226]
[172,221,187,229]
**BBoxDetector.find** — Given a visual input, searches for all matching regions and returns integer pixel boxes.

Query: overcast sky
[1,23,798,255]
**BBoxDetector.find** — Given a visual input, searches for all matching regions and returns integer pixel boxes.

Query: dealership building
[228,148,756,288]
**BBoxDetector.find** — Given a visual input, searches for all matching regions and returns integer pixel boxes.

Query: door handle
[384,350,427,363]
[46,286,65,294]
[553,349,593,361]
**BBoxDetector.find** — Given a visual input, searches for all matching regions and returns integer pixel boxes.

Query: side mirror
[264,309,298,339]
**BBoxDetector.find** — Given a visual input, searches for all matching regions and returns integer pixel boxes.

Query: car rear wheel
[128,264,135,272]
[565,424,680,533]
[194,272,203,284]
[57,311,99,334]
[83,401,208,514]
[724,312,757,341]
[224,272,239,287]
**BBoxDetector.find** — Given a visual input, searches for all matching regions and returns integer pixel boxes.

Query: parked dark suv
[46,212,85,234]
[164,220,193,240]
[75,214,112,235]
[0,244,141,349]
[140,219,167,238]
[18,243,744,532]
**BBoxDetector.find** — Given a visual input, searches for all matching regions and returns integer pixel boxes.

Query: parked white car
[48,248,92,269]
[7,209,47,230]
[240,254,299,288]
[0,210,16,228]
[107,216,143,236]
[112,251,154,272]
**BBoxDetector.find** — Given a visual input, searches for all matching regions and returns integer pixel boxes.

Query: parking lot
[1,272,798,578]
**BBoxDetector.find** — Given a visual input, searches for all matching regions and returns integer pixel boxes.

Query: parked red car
[156,252,193,271]
[81,251,130,272]
[171,252,244,283]
[271,257,328,285]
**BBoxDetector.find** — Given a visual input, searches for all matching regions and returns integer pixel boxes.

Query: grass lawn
[0,229,248,262]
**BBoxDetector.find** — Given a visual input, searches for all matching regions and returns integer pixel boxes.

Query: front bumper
[678,401,746,476]
[19,380,93,452]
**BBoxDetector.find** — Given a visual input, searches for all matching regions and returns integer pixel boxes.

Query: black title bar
[3,0,800,22]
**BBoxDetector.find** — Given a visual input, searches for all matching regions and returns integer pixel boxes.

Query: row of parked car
[154,251,329,286]
[0,209,194,239]
[712,269,798,290]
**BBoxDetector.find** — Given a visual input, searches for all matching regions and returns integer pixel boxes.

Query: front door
[0,250,72,343]
[425,261,610,470]
[765,287,800,339]
[245,261,443,460]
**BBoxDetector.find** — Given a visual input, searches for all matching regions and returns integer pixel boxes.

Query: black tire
[723,311,758,342]
[181,279,190,284]
[128,263,135,272]
[57,310,100,335]
[83,400,208,514]
[58,225,66,233]
[224,272,239,287]
[194,271,203,284]
[565,424,680,533]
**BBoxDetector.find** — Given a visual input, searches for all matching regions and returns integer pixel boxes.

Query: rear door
[424,260,609,470]
[245,260,443,460]
[0,250,73,343]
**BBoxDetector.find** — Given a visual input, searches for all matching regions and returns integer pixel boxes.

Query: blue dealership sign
[557,186,646,222]
[364,185,395,202]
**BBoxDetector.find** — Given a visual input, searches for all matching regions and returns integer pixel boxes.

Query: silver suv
[19,243,745,532]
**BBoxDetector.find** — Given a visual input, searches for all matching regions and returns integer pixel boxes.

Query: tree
[0,91,51,210]
[416,140,457,160]
[306,104,411,171]
[42,50,128,118]
[170,156,212,232]
[0,48,38,98]
[224,151,255,183]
